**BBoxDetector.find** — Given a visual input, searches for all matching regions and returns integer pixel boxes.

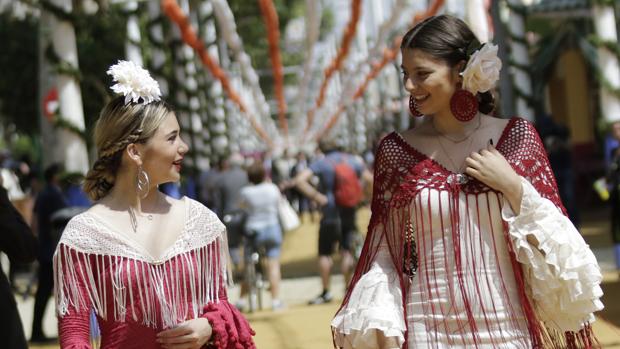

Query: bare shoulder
[482,115,511,129]
[480,115,512,141]
[398,122,435,150]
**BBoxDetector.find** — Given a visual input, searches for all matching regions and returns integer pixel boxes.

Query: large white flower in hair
[461,43,502,94]
[107,60,161,104]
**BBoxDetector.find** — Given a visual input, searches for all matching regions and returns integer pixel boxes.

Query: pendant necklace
[432,116,481,184]
[130,196,160,233]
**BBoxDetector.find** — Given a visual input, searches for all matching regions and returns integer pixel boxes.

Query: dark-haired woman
[53,61,255,349]
[331,15,603,349]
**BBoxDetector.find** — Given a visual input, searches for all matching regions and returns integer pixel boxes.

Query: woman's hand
[157,318,212,349]
[464,144,523,214]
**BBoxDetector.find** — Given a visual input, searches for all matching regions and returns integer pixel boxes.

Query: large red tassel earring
[409,95,423,117]
[450,89,478,122]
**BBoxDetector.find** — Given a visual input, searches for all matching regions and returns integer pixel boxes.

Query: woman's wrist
[502,175,523,214]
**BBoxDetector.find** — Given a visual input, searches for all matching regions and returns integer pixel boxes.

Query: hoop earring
[137,166,150,199]
[409,95,423,117]
[450,89,478,122]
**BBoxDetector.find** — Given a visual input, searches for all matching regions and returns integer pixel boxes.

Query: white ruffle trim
[332,250,405,349]
[502,177,604,333]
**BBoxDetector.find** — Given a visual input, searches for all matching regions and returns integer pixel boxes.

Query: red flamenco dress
[54,197,256,348]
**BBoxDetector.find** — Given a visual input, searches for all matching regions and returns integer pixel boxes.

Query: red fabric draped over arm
[502,118,567,216]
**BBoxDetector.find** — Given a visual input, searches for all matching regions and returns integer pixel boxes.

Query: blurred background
[1,0,620,347]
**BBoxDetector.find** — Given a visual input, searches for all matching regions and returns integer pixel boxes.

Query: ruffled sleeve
[331,134,412,349]
[200,220,256,349]
[502,176,604,332]
[331,242,406,349]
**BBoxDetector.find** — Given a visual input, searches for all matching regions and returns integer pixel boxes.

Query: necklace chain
[433,115,482,143]
[433,117,481,173]
[129,195,161,233]
[436,136,476,173]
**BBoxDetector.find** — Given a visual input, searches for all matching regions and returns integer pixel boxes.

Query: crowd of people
[195,139,375,311]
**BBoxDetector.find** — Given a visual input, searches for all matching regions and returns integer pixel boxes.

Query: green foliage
[319,6,334,40]
[73,5,127,136]
[10,133,39,164]
[0,5,126,143]
[227,0,305,99]
[0,13,38,136]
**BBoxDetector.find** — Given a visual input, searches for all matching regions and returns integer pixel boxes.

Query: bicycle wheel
[246,251,260,313]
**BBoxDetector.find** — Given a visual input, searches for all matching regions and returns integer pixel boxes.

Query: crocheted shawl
[335,117,597,348]
[53,198,230,329]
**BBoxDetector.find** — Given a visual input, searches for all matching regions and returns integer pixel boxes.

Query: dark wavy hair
[401,15,495,114]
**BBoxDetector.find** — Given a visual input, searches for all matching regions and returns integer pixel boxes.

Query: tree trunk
[146,0,169,96]
[125,1,143,66]
[506,0,534,121]
[466,0,490,42]
[48,0,89,173]
[593,5,620,123]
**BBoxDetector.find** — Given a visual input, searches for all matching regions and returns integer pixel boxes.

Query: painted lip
[173,158,183,172]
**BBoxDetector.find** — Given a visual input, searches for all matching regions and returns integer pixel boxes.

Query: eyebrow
[400,65,430,71]
[165,130,179,137]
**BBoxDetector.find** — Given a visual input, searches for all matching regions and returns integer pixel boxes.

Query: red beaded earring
[408,95,423,117]
[450,89,478,122]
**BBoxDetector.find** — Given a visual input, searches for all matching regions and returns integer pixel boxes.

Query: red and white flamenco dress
[54,197,256,349]
[332,118,604,349]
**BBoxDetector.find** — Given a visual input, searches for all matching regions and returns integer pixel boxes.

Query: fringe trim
[534,323,601,349]
[54,234,228,329]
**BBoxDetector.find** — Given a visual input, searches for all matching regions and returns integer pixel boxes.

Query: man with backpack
[294,139,371,305]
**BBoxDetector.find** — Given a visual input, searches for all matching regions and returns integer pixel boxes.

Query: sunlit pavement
[20,207,620,348]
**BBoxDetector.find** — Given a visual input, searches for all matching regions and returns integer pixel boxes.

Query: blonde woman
[53,61,255,349]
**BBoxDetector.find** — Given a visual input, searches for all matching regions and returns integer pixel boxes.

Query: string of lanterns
[303,0,362,139]
[161,0,274,148]
[258,0,288,139]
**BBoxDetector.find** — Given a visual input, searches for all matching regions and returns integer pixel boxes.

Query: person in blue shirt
[294,139,372,304]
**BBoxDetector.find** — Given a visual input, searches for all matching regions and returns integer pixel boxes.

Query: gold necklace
[433,115,482,143]
[436,135,476,173]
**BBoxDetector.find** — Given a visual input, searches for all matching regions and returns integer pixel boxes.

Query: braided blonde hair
[83,96,173,201]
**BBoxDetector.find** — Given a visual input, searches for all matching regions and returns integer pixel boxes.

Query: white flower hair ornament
[107,60,161,105]
[460,43,502,95]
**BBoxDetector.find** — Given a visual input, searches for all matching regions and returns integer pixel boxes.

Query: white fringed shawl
[53,198,229,329]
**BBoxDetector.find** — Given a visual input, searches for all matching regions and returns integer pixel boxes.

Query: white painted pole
[466,0,490,42]
[125,1,143,66]
[593,5,620,123]
[49,0,89,173]
[506,0,534,121]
